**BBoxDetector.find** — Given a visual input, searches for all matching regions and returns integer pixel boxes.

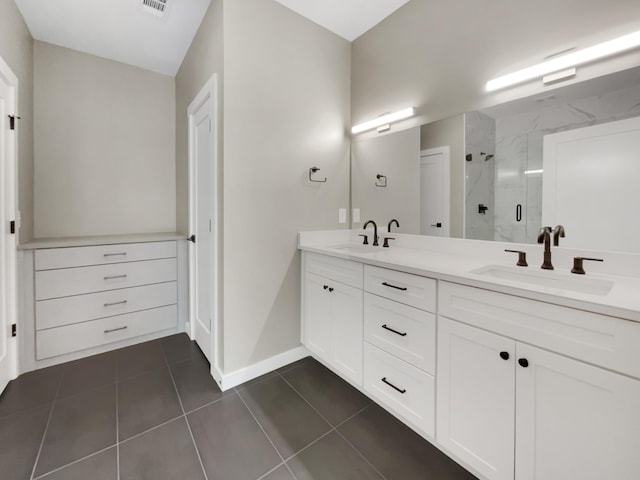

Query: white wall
[223,0,351,372]
[0,0,33,242]
[33,42,176,238]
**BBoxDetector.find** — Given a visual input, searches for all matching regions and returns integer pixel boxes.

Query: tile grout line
[160,342,210,480]
[276,371,388,480]
[29,371,65,480]
[32,444,117,480]
[235,388,299,480]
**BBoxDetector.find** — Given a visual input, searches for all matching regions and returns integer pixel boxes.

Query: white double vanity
[299,229,640,480]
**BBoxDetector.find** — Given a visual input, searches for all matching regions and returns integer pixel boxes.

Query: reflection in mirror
[351,66,640,253]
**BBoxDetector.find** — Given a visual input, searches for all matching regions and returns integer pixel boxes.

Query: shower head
[480,152,494,161]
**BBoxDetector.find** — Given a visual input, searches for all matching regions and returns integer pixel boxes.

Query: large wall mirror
[352,66,640,254]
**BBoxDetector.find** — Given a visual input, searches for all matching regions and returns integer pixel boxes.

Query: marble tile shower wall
[494,83,640,243]
[464,111,496,241]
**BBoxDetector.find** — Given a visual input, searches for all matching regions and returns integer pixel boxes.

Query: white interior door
[420,147,450,236]
[0,58,17,394]
[542,116,640,252]
[188,76,217,364]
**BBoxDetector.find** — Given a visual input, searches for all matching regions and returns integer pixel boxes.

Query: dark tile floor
[0,334,477,480]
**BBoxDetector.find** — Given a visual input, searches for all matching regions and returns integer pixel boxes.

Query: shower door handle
[516,204,522,222]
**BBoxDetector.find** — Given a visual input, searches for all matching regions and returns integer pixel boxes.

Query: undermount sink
[470,265,614,296]
[327,244,383,255]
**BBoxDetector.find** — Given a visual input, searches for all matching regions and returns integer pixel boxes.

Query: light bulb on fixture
[351,107,415,134]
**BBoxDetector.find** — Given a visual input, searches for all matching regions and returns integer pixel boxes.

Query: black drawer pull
[323,285,328,290]
[103,252,127,258]
[499,351,510,360]
[104,300,128,308]
[518,358,529,368]
[104,274,127,281]
[382,282,407,291]
[382,324,407,337]
[104,326,128,334]
[381,377,406,394]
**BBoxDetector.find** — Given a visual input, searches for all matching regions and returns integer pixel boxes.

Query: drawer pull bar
[104,252,127,257]
[104,326,128,334]
[104,300,128,308]
[382,282,407,291]
[104,275,128,280]
[381,377,406,394]
[382,324,407,337]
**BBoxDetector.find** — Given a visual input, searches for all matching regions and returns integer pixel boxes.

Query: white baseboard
[216,345,310,391]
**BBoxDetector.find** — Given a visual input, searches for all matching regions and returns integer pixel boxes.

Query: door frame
[187,74,221,382]
[420,146,451,237]
[0,55,19,386]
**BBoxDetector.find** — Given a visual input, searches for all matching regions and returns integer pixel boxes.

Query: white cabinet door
[331,281,363,386]
[515,343,640,480]
[303,272,333,359]
[437,318,515,480]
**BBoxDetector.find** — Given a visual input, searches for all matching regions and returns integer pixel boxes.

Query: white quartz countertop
[299,231,640,323]
[19,232,187,250]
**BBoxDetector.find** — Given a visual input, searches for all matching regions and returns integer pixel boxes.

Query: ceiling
[274,0,411,41]
[14,0,211,76]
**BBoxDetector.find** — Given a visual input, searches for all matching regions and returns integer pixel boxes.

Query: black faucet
[537,226,554,270]
[363,220,379,246]
[388,219,400,233]
[552,225,565,246]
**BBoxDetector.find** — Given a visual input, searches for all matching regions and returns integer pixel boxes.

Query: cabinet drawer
[304,252,363,289]
[35,258,177,300]
[364,265,436,312]
[439,281,640,379]
[364,293,435,374]
[36,282,177,330]
[36,305,177,360]
[363,342,434,438]
[35,241,177,270]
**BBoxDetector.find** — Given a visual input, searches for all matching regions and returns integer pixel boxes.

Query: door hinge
[8,115,20,131]
[11,324,16,337]
[9,220,15,234]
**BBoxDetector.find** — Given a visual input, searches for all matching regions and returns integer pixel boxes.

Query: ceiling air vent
[142,0,169,18]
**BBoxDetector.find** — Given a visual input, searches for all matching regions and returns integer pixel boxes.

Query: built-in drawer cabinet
[363,342,435,438]
[36,305,178,360]
[364,293,435,374]
[364,265,436,311]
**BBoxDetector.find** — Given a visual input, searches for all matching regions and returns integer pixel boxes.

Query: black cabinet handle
[328,287,334,292]
[500,351,510,360]
[382,282,407,291]
[381,377,406,394]
[323,285,328,290]
[382,324,407,337]
[516,204,522,222]
[518,358,529,368]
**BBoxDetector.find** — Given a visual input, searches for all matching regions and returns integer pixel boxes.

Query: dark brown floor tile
[261,464,295,480]
[281,360,370,426]
[34,385,116,477]
[117,340,166,381]
[160,334,204,365]
[237,375,331,458]
[37,447,117,480]
[0,365,63,417]
[57,352,117,399]
[0,405,50,480]
[338,404,478,480]
[234,370,280,392]
[188,394,281,480]
[170,355,228,412]
[118,368,182,440]
[287,431,383,480]
[120,418,205,480]
[276,356,314,374]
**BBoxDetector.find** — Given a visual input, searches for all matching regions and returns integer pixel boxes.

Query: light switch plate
[353,208,361,223]
[338,208,347,224]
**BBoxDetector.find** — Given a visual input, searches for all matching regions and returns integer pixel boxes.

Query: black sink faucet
[388,219,400,233]
[552,225,565,246]
[363,220,379,246]
[537,226,554,270]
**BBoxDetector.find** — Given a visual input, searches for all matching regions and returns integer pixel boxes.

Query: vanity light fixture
[351,107,415,134]
[524,169,544,175]
[486,30,640,92]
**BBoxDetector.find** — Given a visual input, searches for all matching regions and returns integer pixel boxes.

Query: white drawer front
[364,265,436,312]
[36,258,177,300]
[36,305,177,360]
[304,252,363,289]
[364,293,435,374]
[36,282,177,330]
[439,281,640,379]
[363,342,435,438]
[35,241,177,270]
